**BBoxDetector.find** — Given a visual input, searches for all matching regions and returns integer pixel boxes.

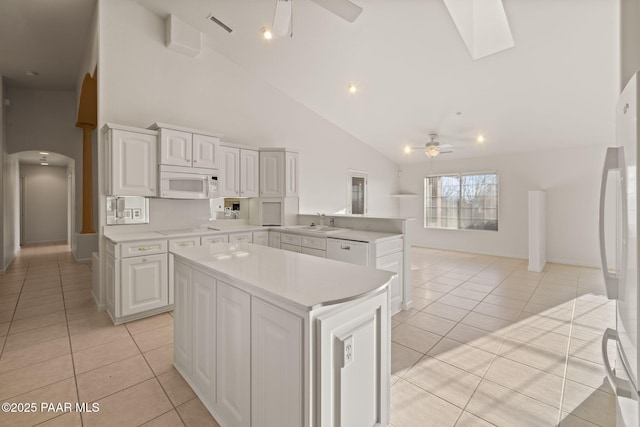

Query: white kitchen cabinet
[269,231,281,249]
[104,125,158,197]
[120,253,168,317]
[105,238,171,324]
[152,123,220,169]
[168,237,201,306]
[192,269,216,407]
[253,231,269,246]
[229,232,253,244]
[301,247,326,257]
[252,298,303,427]
[259,149,299,197]
[376,251,403,311]
[174,261,192,376]
[201,234,229,246]
[240,149,259,197]
[193,134,220,169]
[216,281,251,427]
[159,128,192,167]
[280,243,302,253]
[219,145,259,197]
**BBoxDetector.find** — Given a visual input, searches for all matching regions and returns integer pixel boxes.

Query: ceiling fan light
[404,146,412,154]
[426,146,440,157]
[348,83,358,94]
[261,27,273,40]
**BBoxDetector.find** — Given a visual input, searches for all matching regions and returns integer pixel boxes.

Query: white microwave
[159,165,219,199]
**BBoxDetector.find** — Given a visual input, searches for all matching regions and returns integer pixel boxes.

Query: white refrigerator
[601,71,640,427]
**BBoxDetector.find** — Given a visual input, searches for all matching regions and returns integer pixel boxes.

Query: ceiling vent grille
[207,14,233,33]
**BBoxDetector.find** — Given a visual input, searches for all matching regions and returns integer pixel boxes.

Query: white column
[528,190,546,272]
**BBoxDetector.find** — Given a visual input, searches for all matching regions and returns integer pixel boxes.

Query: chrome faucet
[317,212,325,227]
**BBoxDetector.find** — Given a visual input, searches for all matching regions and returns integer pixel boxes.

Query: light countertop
[172,243,394,311]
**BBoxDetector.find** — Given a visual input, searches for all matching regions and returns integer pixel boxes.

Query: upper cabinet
[103,124,158,197]
[219,145,259,197]
[151,123,220,170]
[259,149,299,198]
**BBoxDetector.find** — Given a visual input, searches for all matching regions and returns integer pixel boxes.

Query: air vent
[207,13,233,33]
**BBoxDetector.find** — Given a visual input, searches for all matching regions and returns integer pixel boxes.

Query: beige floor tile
[38,412,83,427]
[65,306,102,322]
[460,312,513,334]
[0,354,74,401]
[406,312,457,336]
[472,302,521,322]
[454,411,495,426]
[177,398,221,427]
[3,322,68,352]
[73,335,140,374]
[466,380,559,427]
[498,339,566,376]
[0,322,8,336]
[0,336,70,373]
[391,342,422,377]
[16,293,64,309]
[390,379,462,427]
[445,324,505,354]
[569,336,615,365]
[67,310,114,336]
[8,310,66,335]
[126,313,174,336]
[558,412,599,427]
[158,367,196,406]
[409,297,432,311]
[458,282,496,294]
[13,302,65,321]
[141,410,185,427]
[438,294,480,310]
[70,325,129,352]
[509,323,570,354]
[0,377,77,427]
[144,343,175,376]
[561,380,615,427]
[18,286,62,300]
[404,355,481,408]
[484,356,564,408]
[420,281,458,293]
[132,324,174,353]
[392,323,442,354]
[76,354,154,402]
[428,338,494,377]
[565,356,613,394]
[449,287,489,302]
[392,309,419,322]
[81,378,173,427]
[422,302,470,322]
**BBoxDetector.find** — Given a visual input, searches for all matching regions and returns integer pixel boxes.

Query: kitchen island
[171,243,394,427]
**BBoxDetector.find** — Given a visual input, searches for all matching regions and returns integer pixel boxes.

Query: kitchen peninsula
[171,242,394,427]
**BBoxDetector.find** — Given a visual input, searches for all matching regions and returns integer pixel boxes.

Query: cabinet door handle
[340,245,351,250]
[138,247,152,251]
[177,242,191,247]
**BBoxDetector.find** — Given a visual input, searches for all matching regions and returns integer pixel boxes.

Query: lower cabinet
[253,231,269,246]
[120,254,168,317]
[192,270,216,407]
[376,251,403,312]
[269,231,281,249]
[174,262,192,376]
[252,299,303,427]
[216,281,251,427]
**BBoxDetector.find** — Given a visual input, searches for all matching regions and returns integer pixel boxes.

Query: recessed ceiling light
[40,162,48,166]
[39,152,49,155]
[477,134,485,143]
[348,83,358,94]
[404,146,412,154]
[25,71,39,76]
[261,28,273,40]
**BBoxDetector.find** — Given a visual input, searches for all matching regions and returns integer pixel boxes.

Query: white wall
[99,0,399,232]
[621,0,640,90]
[21,164,67,244]
[397,145,607,267]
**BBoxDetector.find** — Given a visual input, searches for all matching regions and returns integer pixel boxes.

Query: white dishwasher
[326,238,369,266]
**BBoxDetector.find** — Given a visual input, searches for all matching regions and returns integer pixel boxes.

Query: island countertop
[171,243,394,311]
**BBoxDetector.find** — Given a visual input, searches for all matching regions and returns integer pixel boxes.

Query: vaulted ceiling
[0,0,619,164]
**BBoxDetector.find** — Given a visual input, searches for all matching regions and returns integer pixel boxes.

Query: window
[424,172,498,230]
[347,170,367,215]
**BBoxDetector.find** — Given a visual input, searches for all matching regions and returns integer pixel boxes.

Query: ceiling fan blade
[272,0,292,37]
[309,0,363,22]
[439,144,454,149]
[440,150,454,154]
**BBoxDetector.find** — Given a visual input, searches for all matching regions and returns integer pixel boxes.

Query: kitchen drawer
[280,233,301,246]
[280,243,301,253]
[202,234,229,246]
[253,231,269,246]
[230,232,253,243]
[120,240,167,258]
[301,235,326,251]
[169,237,201,251]
[301,247,326,258]
[375,237,403,257]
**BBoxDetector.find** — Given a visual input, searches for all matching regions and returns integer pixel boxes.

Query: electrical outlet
[343,335,354,367]
[132,208,142,219]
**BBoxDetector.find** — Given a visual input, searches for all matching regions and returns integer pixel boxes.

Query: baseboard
[546,257,600,269]
[411,244,528,262]
[91,290,106,311]
[0,250,18,274]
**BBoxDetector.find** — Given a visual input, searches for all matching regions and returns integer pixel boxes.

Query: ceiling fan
[272,0,362,37]
[407,134,455,158]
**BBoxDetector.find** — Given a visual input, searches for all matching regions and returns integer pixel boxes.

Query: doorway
[347,170,368,215]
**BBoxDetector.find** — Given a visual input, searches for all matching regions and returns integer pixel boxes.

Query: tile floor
[391,247,616,427]
[0,243,617,426]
